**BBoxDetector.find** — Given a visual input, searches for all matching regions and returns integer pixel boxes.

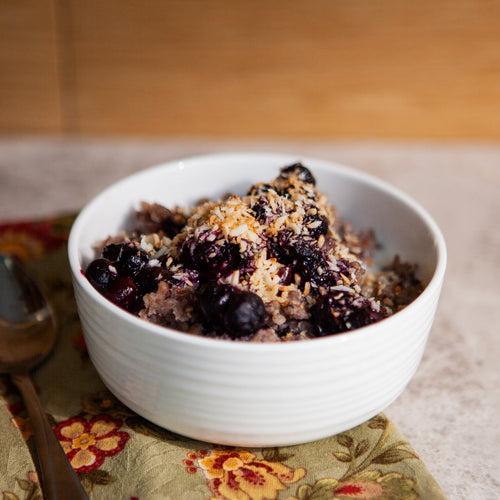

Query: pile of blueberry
[85,242,171,313]
[85,163,387,340]
[85,242,267,338]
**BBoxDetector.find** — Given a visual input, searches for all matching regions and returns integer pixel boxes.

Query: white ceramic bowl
[68,152,446,447]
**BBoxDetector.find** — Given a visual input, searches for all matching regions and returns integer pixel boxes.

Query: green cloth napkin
[0,216,446,500]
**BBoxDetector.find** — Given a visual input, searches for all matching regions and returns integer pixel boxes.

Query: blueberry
[310,294,385,337]
[271,235,331,287]
[104,276,140,312]
[223,291,266,338]
[180,238,240,279]
[250,197,270,223]
[198,284,266,338]
[101,243,123,261]
[115,244,149,277]
[279,163,316,186]
[198,283,233,325]
[85,258,117,293]
[268,230,295,261]
[310,295,337,336]
[305,214,329,238]
[136,266,172,295]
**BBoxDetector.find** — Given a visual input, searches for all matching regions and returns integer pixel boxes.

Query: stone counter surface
[1,137,499,499]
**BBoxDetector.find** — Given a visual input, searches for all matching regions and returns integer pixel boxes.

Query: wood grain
[0,0,61,133]
[1,1,499,138]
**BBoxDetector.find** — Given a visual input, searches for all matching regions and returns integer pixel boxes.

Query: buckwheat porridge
[84,163,422,341]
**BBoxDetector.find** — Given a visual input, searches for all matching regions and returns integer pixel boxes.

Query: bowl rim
[68,151,447,352]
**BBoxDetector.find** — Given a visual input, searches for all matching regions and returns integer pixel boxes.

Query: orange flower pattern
[54,415,129,473]
[185,449,305,500]
[0,218,71,261]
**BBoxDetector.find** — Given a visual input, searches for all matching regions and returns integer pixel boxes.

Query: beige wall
[1,0,499,138]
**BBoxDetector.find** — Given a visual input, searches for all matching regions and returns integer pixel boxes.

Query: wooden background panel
[0,0,61,132]
[1,1,500,138]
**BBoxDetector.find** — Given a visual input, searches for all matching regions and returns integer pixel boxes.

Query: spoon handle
[11,373,89,500]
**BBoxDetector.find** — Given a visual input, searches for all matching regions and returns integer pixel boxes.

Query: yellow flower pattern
[194,449,305,500]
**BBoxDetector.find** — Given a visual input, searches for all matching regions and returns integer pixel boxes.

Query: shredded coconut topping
[86,163,423,342]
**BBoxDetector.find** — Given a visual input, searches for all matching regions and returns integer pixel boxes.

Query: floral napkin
[0,216,446,500]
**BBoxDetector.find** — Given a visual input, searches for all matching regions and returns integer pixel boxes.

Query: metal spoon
[0,254,89,499]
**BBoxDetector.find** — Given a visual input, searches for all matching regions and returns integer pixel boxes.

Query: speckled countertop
[1,137,499,499]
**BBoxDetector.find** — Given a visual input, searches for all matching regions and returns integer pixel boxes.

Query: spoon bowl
[0,255,56,373]
[0,254,88,499]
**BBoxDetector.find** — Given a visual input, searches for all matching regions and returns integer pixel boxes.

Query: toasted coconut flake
[331,285,355,294]
[230,223,248,237]
[230,270,240,287]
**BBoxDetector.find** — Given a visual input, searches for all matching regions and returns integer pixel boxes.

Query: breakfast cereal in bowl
[68,153,446,446]
[84,163,422,342]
